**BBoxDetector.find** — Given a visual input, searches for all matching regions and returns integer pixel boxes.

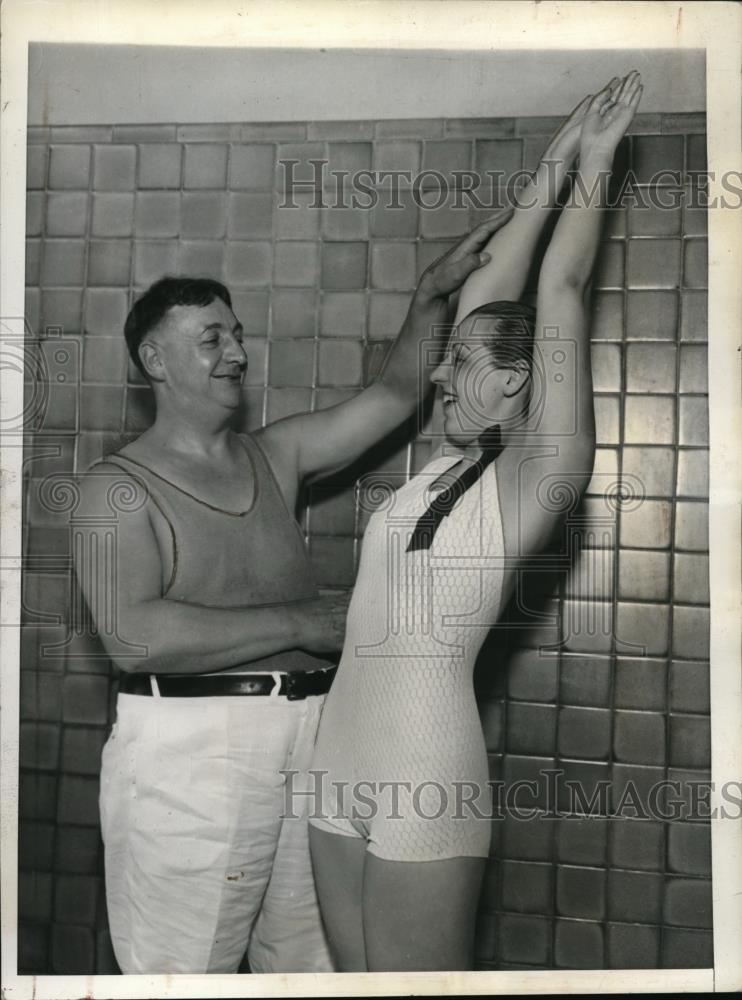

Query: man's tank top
[95,433,333,675]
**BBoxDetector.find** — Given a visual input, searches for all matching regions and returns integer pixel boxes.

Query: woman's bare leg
[362,855,486,972]
[308,825,368,971]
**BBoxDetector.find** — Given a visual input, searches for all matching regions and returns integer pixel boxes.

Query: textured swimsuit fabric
[311,452,506,862]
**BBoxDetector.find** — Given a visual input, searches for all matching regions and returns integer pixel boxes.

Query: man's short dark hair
[124,277,233,378]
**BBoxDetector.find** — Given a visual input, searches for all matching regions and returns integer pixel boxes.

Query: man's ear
[502,361,530,398]
[139,340,165,383]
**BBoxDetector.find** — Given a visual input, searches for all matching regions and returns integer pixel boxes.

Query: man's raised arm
[257,211,513,484]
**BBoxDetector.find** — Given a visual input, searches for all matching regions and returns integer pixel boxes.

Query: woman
[309,72,643,971]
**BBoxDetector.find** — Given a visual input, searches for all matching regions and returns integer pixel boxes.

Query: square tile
[618,549,670,601]
[421,140,473,184]
[183,144,228,188]
[556,816,608,866]
[683,240,707,288]
[686,134,707,174]
[662,926,714,967]
[25,239,41,285]
[678,396,708,447]
[590,343,622,392]
[181,192,228,239]
[623,395,675,444]
[320,291,367,339]
[83,288,129,336]
[48,145,91,189]
[227,192,274,239]
[322,204,369,240]
[667,821,711,876]
[370,189,419,238]
[269,340,315,387]
[131,240,176,287]
[556,865,606,920]
[134,192,181,238]
[607,869,663,922]
[621,446,675,496]
[500,859,553,914]
[80,384,123,431]
[499,913,551,965]
[138,143,182,188]
[309,536,355,588]
[559,656,612,708]
[326,141,372,177]
[277,142,327,190]
[91,193,134,237]
[25,191,43,239]
[663,876,712,929]
[224,241,272,288]
[178,240,224,280]
[321,241,368,289]
[561,595,613,655]
[614,710,666,765]
[506,703,557,756]
[590,292,624,341]
[629,202,682,237]
[557,706,612,760]
[554,918,604,969]
[672,605,710,660]
[373,140,421,177]
[606,923,660,969]
[93,145,136,191]
[594,395,620,446]
[627,239,682,288]
[42,240,86,286]
[625,290,679,341]
[609,818,665,871]
[619,498,672,550]
[615,601,670,657]
[228,291,269,337]
[229,144,275,189]
[317,339,363,387]
[506,648,558,703]
[676,449,708,497]
[680,290,707,341]
[82,337,127,383]
[273,241,319,287]
[370,241,417,291]
[26,144,48,189]
[674,501,708,551]
[614,656,667,711]
[418,192,470,239]
[503,755,557,812]
[626,344,676,393]
[46,192,88,237]
[632,135,684,185]
[670,660,710,714]
[271,289,317,339]
[593,243,625,289]
[275,191,322,239]
[679,344,708,392]
[368,291,411,339]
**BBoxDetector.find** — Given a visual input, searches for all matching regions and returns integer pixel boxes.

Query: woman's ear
[502,361,531,398]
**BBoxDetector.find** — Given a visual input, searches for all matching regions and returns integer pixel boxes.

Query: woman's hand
[543,84,615,162]
[579,71,643,161]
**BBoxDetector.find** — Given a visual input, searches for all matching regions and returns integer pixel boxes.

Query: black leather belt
[118,667,336,700]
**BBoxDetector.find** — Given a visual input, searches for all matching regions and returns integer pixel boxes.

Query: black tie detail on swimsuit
[406,424,504,553]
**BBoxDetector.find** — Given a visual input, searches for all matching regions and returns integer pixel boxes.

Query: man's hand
[293,592,352,654]
[414,210,514,305]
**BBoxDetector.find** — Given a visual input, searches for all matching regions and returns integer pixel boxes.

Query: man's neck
[144,409,236,461]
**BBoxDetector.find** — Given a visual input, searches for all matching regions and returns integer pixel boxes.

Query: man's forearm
[111,597,313,674]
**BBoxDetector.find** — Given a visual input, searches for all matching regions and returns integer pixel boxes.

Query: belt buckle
[269,671,284,698]
[285,672,303,701]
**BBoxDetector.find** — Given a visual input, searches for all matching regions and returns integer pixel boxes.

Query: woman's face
[430,316,511,447]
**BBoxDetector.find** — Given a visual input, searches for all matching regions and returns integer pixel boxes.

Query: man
[74,212,511,974]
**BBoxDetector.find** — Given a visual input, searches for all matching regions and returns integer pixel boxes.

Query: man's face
[149,297,247,412]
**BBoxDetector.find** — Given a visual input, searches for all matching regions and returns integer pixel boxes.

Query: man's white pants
[99,690,333,974]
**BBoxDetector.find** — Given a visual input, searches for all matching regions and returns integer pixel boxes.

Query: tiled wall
[19,114,710,972]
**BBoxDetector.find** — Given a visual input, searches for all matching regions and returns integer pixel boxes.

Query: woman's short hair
[462,300,536,371]
[124,277,233,378]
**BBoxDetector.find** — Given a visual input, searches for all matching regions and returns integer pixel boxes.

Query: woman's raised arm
[452,85,615,323]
